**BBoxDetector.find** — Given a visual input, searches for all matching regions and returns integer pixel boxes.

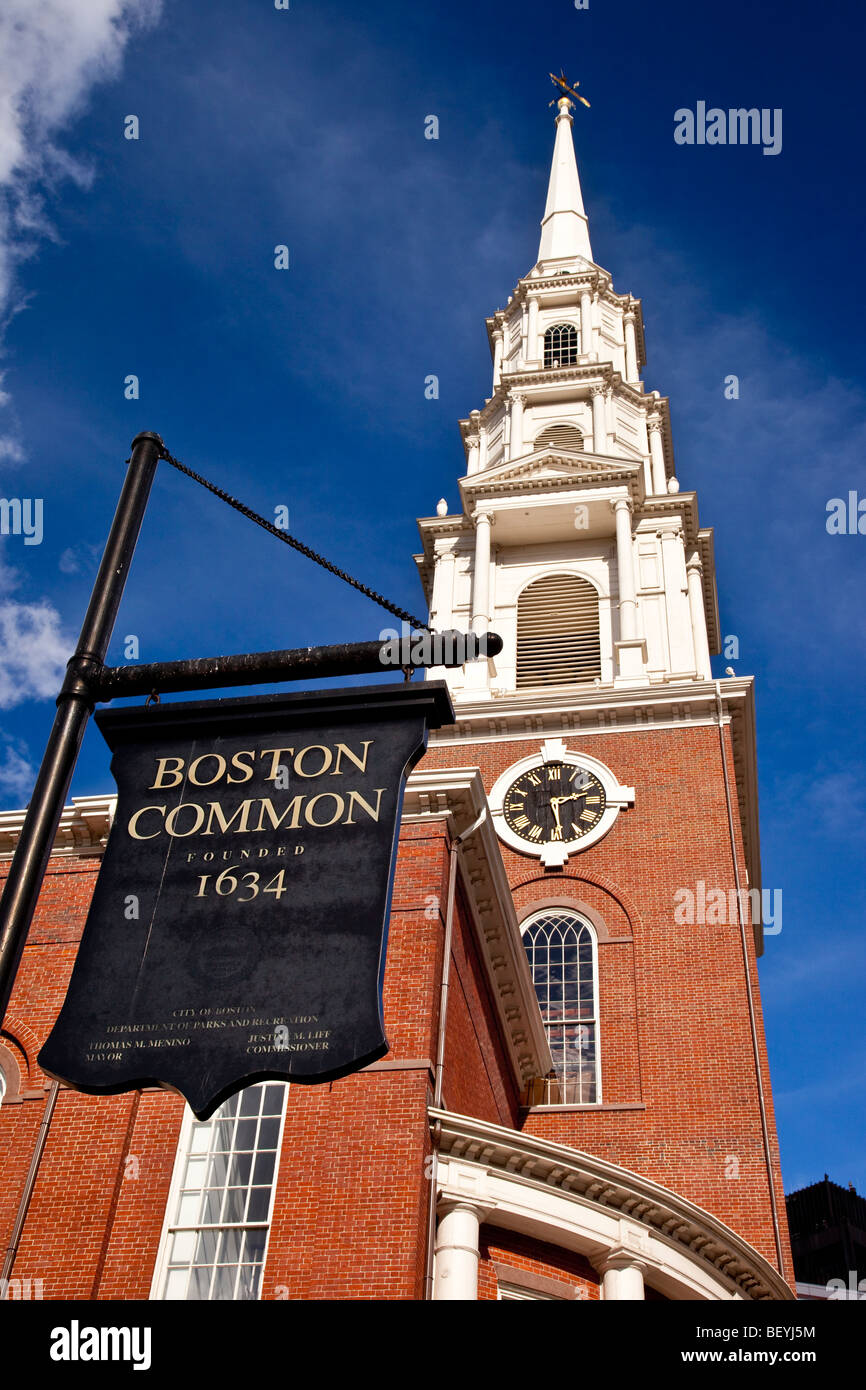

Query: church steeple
[538,97,593,267]
[415,89,721,706]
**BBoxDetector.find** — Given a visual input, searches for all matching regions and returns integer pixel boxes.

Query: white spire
[537,97,593,265]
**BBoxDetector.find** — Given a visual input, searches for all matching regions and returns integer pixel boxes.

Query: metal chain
[157,446,432,632]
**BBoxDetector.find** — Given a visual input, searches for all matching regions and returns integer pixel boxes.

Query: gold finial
[548,69,591,109]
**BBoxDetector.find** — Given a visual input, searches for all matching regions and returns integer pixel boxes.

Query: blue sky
[0,0,864,1199]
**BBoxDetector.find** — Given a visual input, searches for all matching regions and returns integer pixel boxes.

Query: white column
[623,312,639,384]
[471,511,492,636]
[477,424,488,471]
[580,290,593,356]
[660,526,692,675]
[591,385,607,454]
[467,411,482,475]
[601,1253,646,1301]
[687,553,712,679]
[433,1201,483,1300]
[431,543,457,631]
[509,393,525,459]
[648,418,666,494]
[466,434,480,474]
[613,498,637,641]
[527,295,539,364]
[492,329,504,388]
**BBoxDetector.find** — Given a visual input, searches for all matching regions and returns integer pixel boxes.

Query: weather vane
[549,69,591,109]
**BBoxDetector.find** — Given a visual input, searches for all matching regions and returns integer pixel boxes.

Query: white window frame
[520,909,602,1105]
[498,1282,561,1300]
[150,1082,289,1301]
[543,321,580,368]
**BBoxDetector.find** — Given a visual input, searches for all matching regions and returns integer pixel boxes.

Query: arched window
[522,911,599,1104]
[516,574,601,687]
[534,424,584,454]
[544,323,579,368]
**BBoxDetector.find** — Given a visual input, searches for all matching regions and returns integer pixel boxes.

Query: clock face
[502,762,607,847]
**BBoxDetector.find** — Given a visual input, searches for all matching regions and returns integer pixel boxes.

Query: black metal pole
[94,631,504,700]
[0,432,162,1025]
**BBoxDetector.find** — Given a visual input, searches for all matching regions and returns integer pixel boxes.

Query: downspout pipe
[1,1079,60,1287]
[715,680,786,1277]
[423,805,488,1300]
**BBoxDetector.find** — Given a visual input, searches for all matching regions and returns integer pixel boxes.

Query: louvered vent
[534,424,584,454]
[516,575,601,688]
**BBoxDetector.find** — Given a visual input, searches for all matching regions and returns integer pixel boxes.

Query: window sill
[521,1101,647,1114]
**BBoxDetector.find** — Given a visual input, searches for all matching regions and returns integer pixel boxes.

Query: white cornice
[431,1106,793,1301]
[0,794,116,861]
[500,362,645,404]
[402,767,552,1086]
[726,677,762,950]
[467,363,646,436]
[459,451,644,510]
[484,270,648,352]
[415,484,720,654]
[697,527,721,655]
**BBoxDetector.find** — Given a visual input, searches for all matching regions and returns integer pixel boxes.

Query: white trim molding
[402,766,552,1089]
[430,1107,793,1302]
[0,794,116,860]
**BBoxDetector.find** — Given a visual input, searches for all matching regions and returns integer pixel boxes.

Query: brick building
[787,1177,866,1299]
[0,98,794,1302]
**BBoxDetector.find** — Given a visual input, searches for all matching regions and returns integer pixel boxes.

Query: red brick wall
[422,726,794,1286]
[263,1069,433,1300]
[94,1091,186,1299]
[0,715,794,1295]
[439,878,520,1127]
[0,813,513,1300]
[479,1225,600,1300]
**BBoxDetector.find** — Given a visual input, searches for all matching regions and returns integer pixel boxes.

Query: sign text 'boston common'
[39,682,453,1117]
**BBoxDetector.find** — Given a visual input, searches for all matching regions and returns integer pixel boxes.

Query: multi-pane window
[522,911,600,1104]
[543,323,579,368]
[154,1081,288,1301]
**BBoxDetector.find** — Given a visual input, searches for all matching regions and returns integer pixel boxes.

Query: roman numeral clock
[489,739,635,868]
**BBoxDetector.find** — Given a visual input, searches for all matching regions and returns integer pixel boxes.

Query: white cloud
[0,735,35,799]
[0,593,69,708]
[0,1,162,186]
[0,0,162,453]
[0,1,160,707]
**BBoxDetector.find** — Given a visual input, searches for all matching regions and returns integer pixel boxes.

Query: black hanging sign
[39,682,453,1118]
